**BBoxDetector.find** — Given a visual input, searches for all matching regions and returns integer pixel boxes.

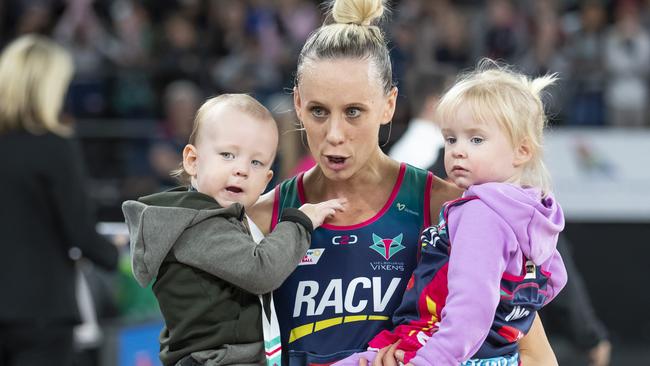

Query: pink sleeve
[409,200,518,366]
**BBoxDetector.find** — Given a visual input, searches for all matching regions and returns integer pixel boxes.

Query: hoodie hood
[121,190,244,287]
[466,183,564,264]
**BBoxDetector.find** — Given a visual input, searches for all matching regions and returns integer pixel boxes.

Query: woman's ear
[293,86,303,121]
[182,144,199,177]
[513,138,533,167]
[381,86,399,125]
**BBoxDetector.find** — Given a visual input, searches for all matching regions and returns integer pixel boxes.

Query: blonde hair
[172,94,276,184]
[0,35,74,136]
[296,0,393,94]
[436,59,557,195]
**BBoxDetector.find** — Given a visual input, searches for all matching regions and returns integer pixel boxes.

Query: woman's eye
[346,107,361,118]
[310,106,327,118]
[470,137,484,144]
[220,152,235,160]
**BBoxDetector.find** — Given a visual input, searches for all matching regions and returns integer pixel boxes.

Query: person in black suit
[0,34,118,366]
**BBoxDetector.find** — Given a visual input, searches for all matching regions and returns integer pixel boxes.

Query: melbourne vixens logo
[370,233,405,260]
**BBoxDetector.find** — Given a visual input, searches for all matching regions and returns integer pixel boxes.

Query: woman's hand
[359,341,404,366]
[587,339,611,366]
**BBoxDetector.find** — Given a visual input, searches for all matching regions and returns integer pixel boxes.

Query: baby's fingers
[325,198,347,212]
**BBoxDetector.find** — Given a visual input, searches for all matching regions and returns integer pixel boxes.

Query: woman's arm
[51,137,118,270]
[371,312,557,366]
[249,188,276,235]
[519,314,558,366]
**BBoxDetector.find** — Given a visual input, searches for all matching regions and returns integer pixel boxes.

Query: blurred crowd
[3,0,650,125]
[2,0,650,219]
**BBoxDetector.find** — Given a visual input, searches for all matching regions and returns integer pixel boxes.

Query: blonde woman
[0,35,118,366]
[249,1,561,365]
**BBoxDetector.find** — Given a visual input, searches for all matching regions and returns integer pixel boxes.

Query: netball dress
[271,164,432,366]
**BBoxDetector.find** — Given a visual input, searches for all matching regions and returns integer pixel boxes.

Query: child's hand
[299,198,346,229]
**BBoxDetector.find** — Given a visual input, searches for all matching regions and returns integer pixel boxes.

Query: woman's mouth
[324,155,348,171]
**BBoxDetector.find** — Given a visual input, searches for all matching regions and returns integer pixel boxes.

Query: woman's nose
[325,116,345,145]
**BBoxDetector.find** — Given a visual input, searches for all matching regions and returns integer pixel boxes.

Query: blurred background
[1,0,649,364]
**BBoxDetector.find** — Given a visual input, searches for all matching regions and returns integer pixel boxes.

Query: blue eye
[220,152,234,160]
[445,136,456,144]
[310,106,327,118]
[346,107,361,118]
[470,137,484,144]
[251,160,264,167]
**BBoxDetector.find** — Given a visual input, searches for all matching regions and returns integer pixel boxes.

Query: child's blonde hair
[172,94,276,185]
[0,35,74,136]
[296,0,393,95]
[436,59,557,195]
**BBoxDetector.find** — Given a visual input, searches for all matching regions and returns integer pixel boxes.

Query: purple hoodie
[410,183,567,366]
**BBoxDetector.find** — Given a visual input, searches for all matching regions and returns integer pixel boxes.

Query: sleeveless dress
[271,163,432,366]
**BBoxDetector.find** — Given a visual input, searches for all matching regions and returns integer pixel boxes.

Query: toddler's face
[441,107,521,189]
[188,107,277,209]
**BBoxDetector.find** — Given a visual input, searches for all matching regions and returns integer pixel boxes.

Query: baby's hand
[299,198,346,229]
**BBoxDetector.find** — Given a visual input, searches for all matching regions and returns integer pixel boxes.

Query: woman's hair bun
[331,0,385,26]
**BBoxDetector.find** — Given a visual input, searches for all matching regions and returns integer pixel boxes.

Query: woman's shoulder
[1,130,74,154]
[429,175,463,216]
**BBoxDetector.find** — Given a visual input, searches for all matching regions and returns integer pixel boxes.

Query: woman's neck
[302,151,401,224]
[308,151,395,197]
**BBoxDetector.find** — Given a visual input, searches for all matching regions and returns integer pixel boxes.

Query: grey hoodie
[122,189,312,366]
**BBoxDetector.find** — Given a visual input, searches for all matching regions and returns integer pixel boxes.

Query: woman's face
[294,58,397,180]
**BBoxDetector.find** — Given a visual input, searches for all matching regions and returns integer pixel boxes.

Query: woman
[249,0,558,365]
[0,35,118,365]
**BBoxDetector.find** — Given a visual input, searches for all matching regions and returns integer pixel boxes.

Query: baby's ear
[182,144,199,177]
[513,138,533,167]
[265,169,274,185]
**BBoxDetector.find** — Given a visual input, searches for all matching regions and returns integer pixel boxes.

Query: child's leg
[332,350,378,366]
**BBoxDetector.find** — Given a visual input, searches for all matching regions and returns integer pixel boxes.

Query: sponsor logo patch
[332,235,358,245]
[299,249,325,266]
[395,202,419,216]
[369,233,405,260]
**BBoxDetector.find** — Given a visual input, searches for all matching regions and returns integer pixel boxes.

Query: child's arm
[409,200,515,366]
[174,199,344,294]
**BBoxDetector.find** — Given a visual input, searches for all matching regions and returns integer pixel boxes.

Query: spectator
[53,0,114,118]
[563,0,608,126]
[483,0,528,63]
[603,0,650,127]
[0,34,118,366]
[148,79,203,190]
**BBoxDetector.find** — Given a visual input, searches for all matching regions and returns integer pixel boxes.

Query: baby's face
[441,106,521,189]
[190,107,277,209]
